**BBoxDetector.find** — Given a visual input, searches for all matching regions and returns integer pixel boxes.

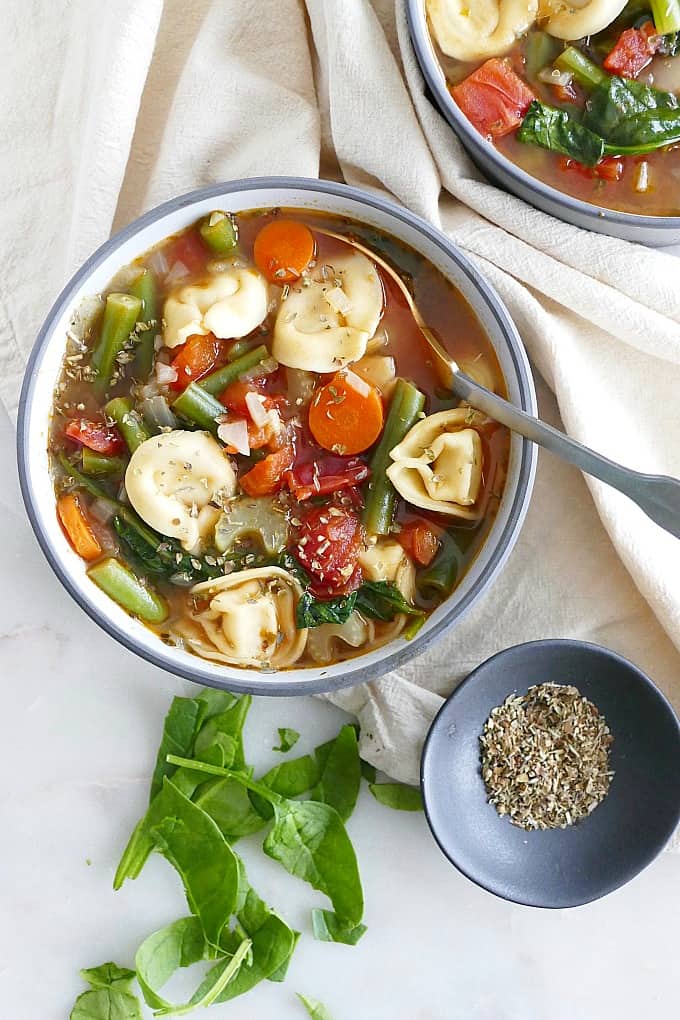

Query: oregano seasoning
[480,683,614,831]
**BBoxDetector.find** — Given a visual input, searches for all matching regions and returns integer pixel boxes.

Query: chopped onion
[245,391,269,427]
[156,361,178,385]
[218,419,250,455]
[634,161,651,193]
[538,67,573,87]
[140,394,179,431]
[165,260,190,286]
[241,357,278,383]
[325,285,352,316]
[344,369,371,397]
[149,248,169,277]
[90,498,116,524]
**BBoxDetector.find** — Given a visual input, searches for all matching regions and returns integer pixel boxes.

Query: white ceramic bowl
[17,177,537,695]
[407,0,680,247]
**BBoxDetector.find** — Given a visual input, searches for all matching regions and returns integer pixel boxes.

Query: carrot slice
[170,332,223,391]
[253,220,316,284]
[397,519,441,567]
[239,444,296,497]
[308,370,384,456]
[57,493,102,561]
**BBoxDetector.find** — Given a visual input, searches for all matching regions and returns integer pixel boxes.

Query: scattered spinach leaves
[297,993,335,1019]
[70,963,142,1020]
[369,782,424,812]
[273,727,300,753]
[312,908,367,946]
[311,724,361,822]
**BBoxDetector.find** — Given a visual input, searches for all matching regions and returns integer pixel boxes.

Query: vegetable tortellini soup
[49,209,510,671]
[426,1,680,214]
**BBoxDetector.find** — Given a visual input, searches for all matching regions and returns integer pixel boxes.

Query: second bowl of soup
[18,178,536,695]
[408,0,680,245]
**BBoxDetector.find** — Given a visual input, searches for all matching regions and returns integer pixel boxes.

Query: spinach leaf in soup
[369,782,424,812]
[518,101,605,166]
[312,908,367,946]
[70,963,142,1020]
[273,727,301,753]
[583,75,679,140]
[296,589,358,629]
[355,580,424,621]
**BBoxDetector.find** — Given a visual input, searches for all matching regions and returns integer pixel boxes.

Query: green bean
[172,382,225,433]
[363,379,425,536]
[199,211,238,254]
[130,269,158,380]
[651,0,680,34]
[81,448,126,478]
[87,557,168,623]
[56,452,116,502]
[227,337,261,362]
[198,344,270,395]
[417,532,462,599]
[525,31,559,82]
[555,47,607,89]
[105,397,151,453]
[91,293,142,395]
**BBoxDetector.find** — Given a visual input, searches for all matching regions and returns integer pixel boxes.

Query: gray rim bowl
[407,0,680,247]
[421,639,680,907]
[17,177,537,696]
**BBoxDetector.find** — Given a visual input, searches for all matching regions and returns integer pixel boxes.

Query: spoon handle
[454,372,680,539]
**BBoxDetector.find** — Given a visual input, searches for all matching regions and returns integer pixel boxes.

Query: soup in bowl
[408,0,680,244]
[18,179,536,695]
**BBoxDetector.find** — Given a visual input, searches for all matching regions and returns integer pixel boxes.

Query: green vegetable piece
[87,557,168,623]
[524,30,559,81]
[403,614,426,641]
[135,916,207,1012]
[196,776,266,841]
[418,531,463,599]
[91,292,143,396]
[113,816,154,890]
[584,74,679,140]
[194,694,252,770]
[518,101,605,166]
[81,448,126,477]
[360,759,377,784]
[198,343,269,395]
[311,724,361,822]
[57,451,118,502]
[215,496,290,557]
[70,963,142,1020]
[297,993,335,1019]
[150,780,240,948]
[355,580,424,622]
[554,46,607,89]
[369,782,424,811]
[105,397,150,453]
[268,930,301,983]
[651,0,680,34]
[195,688,239,720]
[172,382,226,433]
[130,269,158,380]
[150,696,204,802]
[113,507,222,583]
[296,589,358,629]
[312,908,367,946]
[199,211,238,254]
[274,727,300,753]
[364,378,426,535]
[251,751,323,819]
[227,337,260,361]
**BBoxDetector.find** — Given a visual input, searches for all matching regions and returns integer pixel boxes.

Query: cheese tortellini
[386,409,484,519]
[163,267,268,348]
[426,0,538,62]
[359,539,416,601]
[538,0,628,40]
[179,567,307,669]
[125,430,237,552]
[272,252,383,373]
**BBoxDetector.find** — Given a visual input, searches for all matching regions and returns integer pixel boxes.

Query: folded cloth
[3,1,679,847]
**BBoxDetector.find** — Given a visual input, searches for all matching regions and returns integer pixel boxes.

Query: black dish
[421,640,680,908]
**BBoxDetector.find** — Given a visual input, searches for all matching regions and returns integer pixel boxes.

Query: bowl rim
[420,638,680,908]
[17,175,537,696]
[406,0,680,233]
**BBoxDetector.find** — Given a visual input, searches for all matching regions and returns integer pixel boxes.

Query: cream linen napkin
[3,2,680,831]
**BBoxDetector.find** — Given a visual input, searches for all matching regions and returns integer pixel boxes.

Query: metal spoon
[315,227,680,540]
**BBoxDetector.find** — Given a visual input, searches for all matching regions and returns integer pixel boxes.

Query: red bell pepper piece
[64,418,126,455]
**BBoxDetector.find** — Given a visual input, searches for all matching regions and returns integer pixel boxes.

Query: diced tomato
[170,333,223,391]
[603,22,659,79]
[285,456,370,501]
[559,156,625,182]
[552,81,581,105]
[292,506,364,599]
[239,444,295,497]
[220,378,287,417]
[64,418,125,456]
[451,58,535,139]
[397,519,441,567]
[165,229,209,275]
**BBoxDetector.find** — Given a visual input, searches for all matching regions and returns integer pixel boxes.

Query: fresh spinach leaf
[369,782,424,812]
[113,511,222,585]
[296,590,358,629]
[195,776,266,841]
[518,100,605,166]
[264,799,364,926]
[150,696,204,801]
[70,964,142,1020]
[135,916,207,1012]
[360,759,377,784]
[312,908,367,946]
[250,752,323,820]
[194,695,251,770]
[584,74,679,138]
[355,580,424,621]
[268,930,301,983]
[297,993,335,1019]
[311,724,361,822]
[194,688,239,722]
[273,727,300,753]
[150,781,240,948]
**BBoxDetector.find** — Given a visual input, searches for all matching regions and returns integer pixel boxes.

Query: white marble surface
[2,394,680,1020]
